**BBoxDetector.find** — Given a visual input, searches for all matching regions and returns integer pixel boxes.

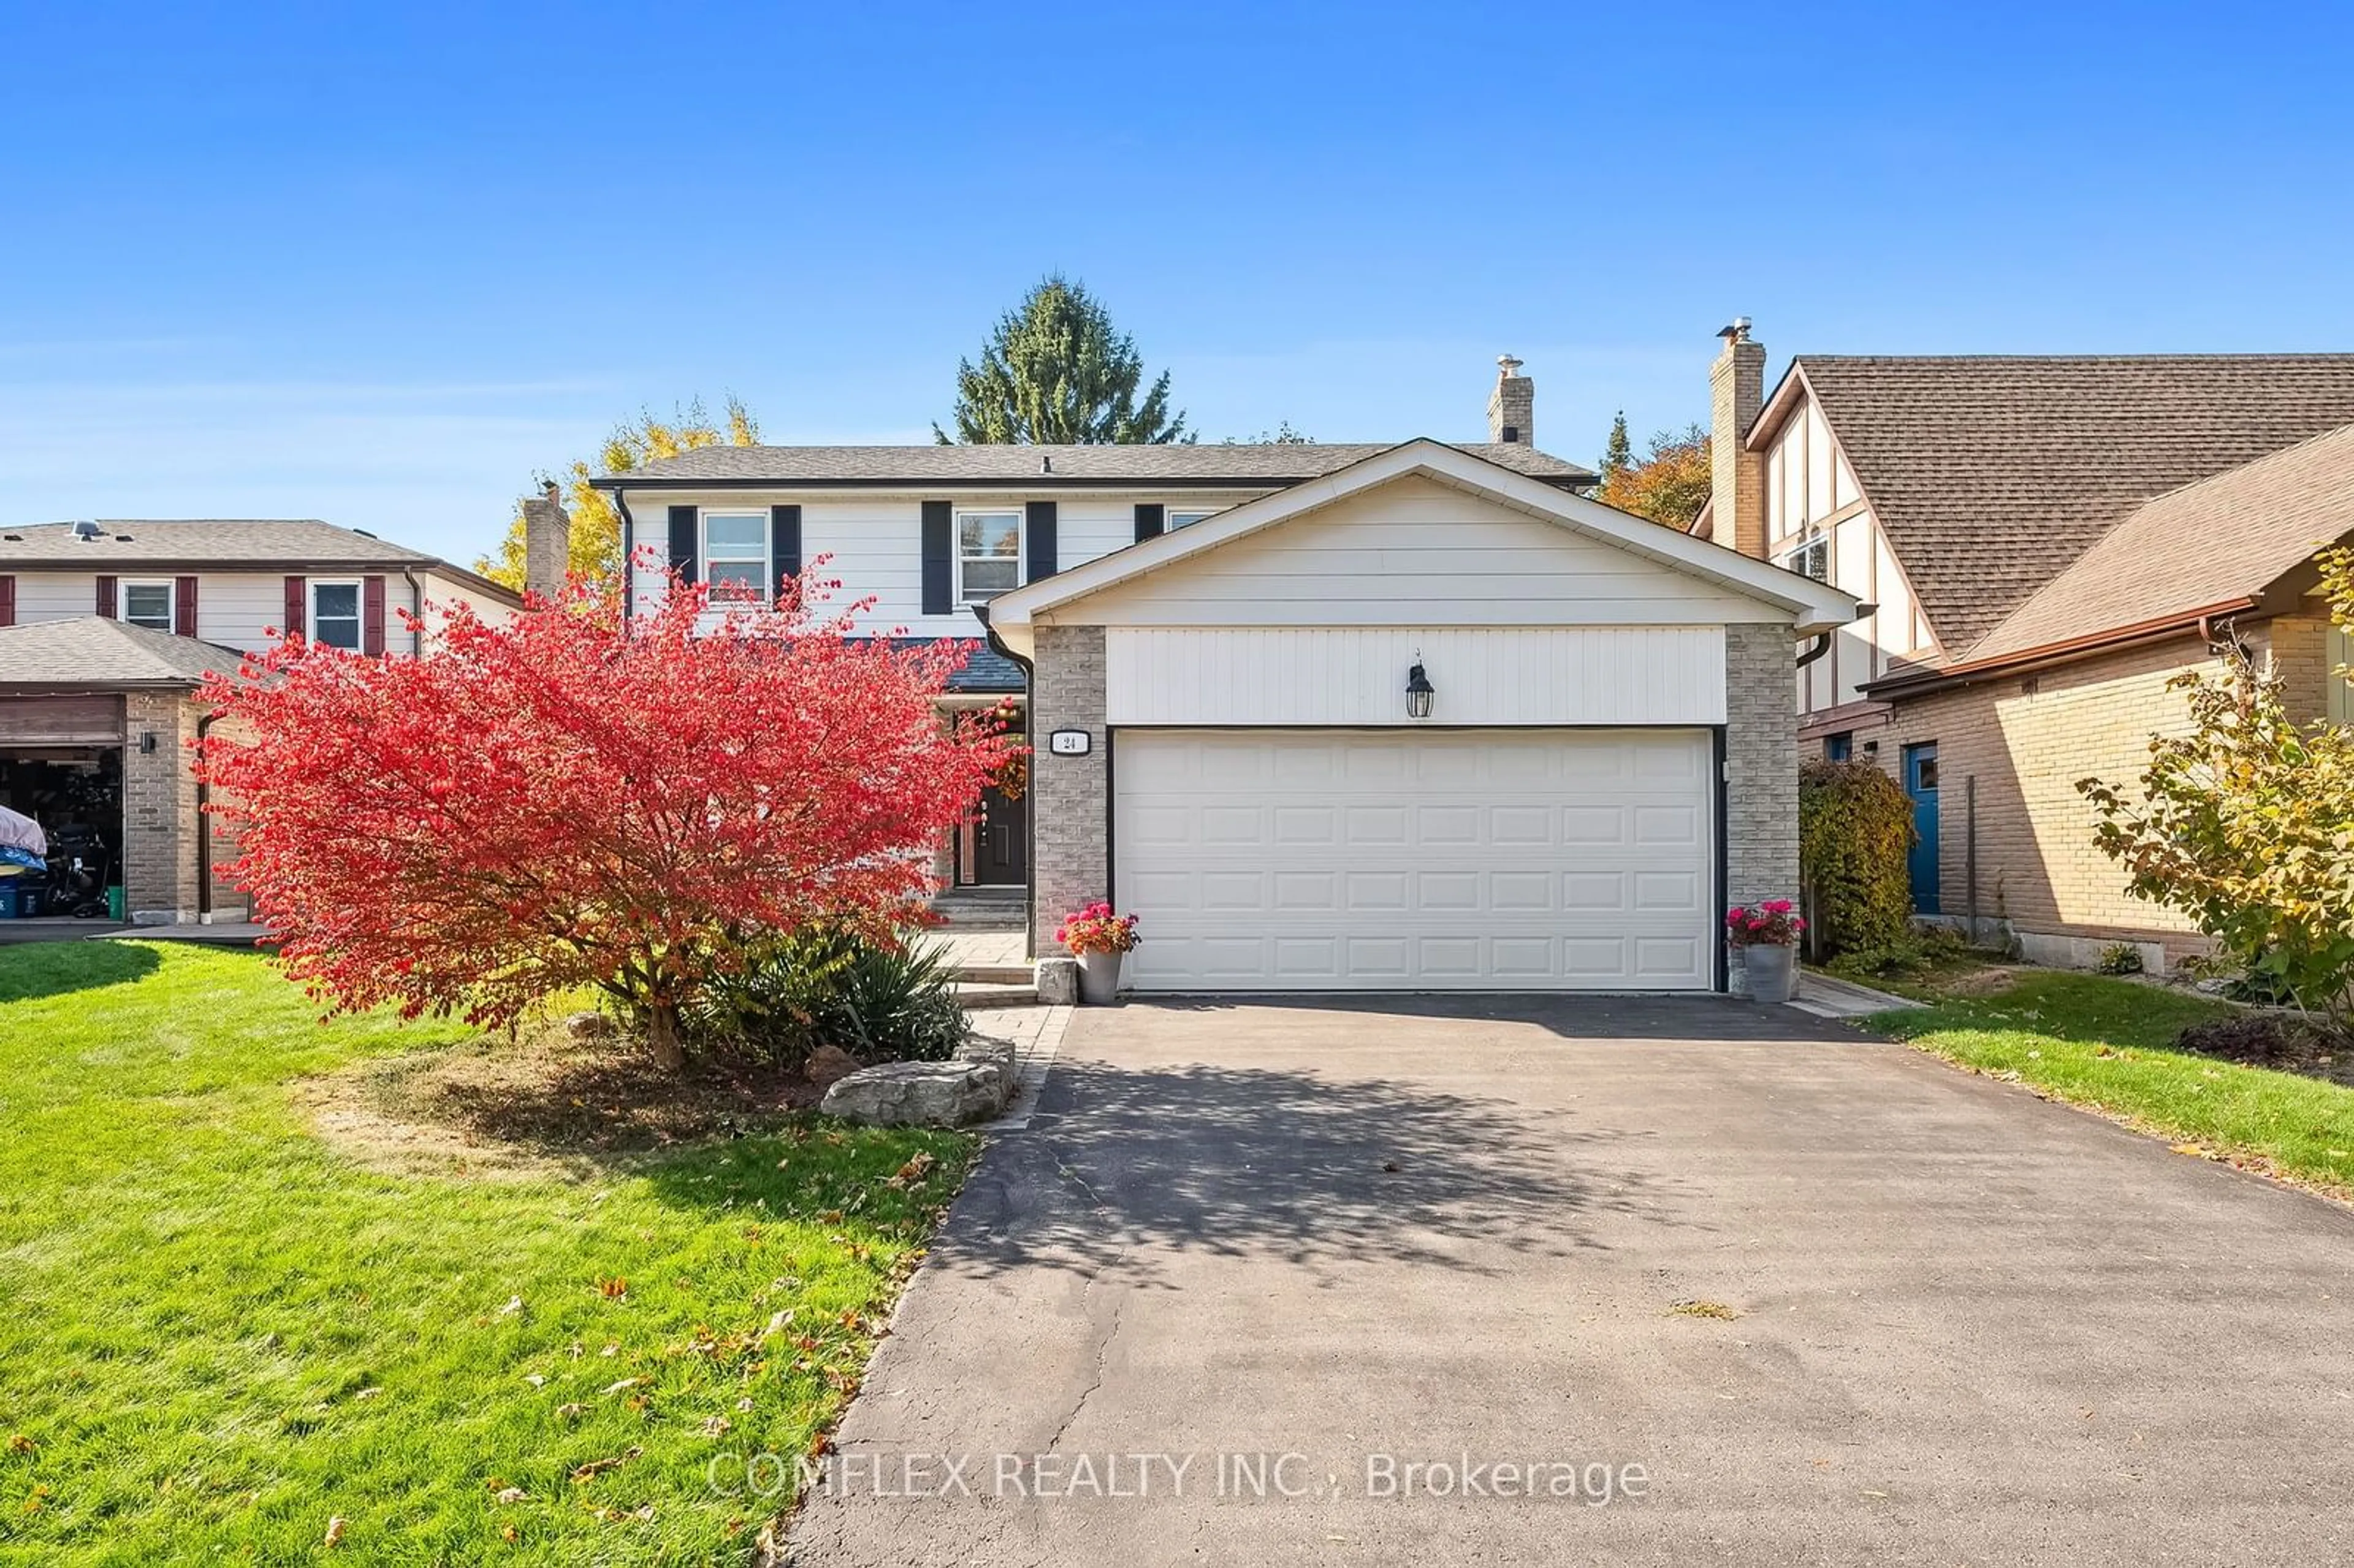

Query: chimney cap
[541,479,562,501]
[1717,316,1754,343]
[1496,353,1525,380]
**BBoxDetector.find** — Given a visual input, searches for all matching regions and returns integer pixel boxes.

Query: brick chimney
[1487,354,1534,446]
[521,481,569,599]
[1709,319,1769,558]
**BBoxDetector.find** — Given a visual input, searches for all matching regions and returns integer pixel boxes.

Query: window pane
[315,616,362,650]
[314,584,359,618]
[705,514,766,554]
[963,560,1019,592]
[124,585,173,628]
[959,512,1019,556]
[1168,509,1218,530]
[709,562,767,601]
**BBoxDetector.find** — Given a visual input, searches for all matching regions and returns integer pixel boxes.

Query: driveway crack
[1046,1252,1129,1454]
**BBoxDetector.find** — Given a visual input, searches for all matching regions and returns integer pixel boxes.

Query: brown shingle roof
[600,441,1596,487]
[0,518,438,566]
[0,617,248,689]
[1790,355,2354,653]
[1962,421,2354,666]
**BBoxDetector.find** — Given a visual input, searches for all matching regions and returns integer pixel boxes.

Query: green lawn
[0,942,971,1564]
[1870,967,2354,1197]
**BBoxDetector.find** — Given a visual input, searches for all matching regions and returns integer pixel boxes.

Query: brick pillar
[121,691,202,923]
[1724,624,1800,994]
[1029,624,1107,956]
[1710,322,1769,559]
[2258,612,2332,718]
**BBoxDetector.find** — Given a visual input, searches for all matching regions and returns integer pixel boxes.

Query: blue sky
[4,0,2350,565]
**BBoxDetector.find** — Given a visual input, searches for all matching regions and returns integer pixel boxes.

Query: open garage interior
[0,747,123,918]
[1112,726,1717,992]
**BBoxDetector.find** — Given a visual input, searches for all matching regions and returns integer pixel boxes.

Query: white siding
[13,572,98,625]
[623,490,1257,635]
[1058,474,1769,628]
[1832,514,1874,705]
[1805,402,1835,523]
[1107,626,1727,726]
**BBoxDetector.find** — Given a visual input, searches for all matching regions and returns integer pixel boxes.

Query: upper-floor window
[1168,506,1221,530]
[311,580,362,650]
[121,581,175,633]
[958,510,1021,603]
[704,511,769,603]
[1783,536,1828,582]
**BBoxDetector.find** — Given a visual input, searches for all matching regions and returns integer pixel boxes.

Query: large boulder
[821,1059,1009,1128]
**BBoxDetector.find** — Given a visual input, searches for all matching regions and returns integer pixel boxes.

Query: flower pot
[1078,948,1126,1005]
[1740,941,1797,1004]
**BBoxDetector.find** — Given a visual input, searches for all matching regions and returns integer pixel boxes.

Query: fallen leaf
[498,1296,524,1317]
[700,1415,733,1437]
[495,1486,527,1504]
[5,1435,32,1455]
[885,1151,936,1188]
[598,1277,628,1300]
[569,1446,643,1483]
[352,1387,383,1401]
[524,1374,546,1388]
[324,1515,348,1547]
[556,1402,586,1422]
[501,1524,519,1543]
[603,1377,648,1396]
[1668,1298,1739,1320]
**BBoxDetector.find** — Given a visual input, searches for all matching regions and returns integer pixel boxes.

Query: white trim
[954,506,1023,605]
[119,578,177,634]
[984,440,1859,653]
[308,577,364,651]
[1165,503,1222,531]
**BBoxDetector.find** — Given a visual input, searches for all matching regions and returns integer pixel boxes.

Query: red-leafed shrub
[197,558,1013,1070]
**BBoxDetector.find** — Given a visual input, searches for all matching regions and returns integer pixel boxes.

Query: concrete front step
[955,963,1036,986]
[954,981,1041,1008]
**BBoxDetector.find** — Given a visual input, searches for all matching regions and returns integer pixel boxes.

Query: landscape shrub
[687,926,965,1066]
[2097,943,2145,976]
[2080,556,2354,1039]
[1798,759,1916,959]
[1824,924,1969,980]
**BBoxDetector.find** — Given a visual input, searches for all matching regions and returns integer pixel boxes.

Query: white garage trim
[1105,626,1727,727]
[1112,727,1719,993]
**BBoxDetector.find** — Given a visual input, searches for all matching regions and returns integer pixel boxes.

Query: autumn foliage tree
[1596,421,1712,530]
[197,562,1011,1070]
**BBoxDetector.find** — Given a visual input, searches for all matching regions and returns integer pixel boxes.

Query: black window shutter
[771,504,802,601]
[1134,503,1165,542]
[666,504,698,582]
[1026,501,1058,583]
[921,501,953,615]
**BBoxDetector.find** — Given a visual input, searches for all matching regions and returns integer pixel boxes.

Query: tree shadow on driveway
[939,1052,1668,1287]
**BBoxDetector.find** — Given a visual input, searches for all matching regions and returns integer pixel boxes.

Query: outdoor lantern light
[1404,660,1435,720]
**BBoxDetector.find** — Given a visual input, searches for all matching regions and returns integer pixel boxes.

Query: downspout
[614,491,638,624]
[1795,633,1832,668]
[400,568,425,655]
[195,710,216,921]
[971,604,1037,957]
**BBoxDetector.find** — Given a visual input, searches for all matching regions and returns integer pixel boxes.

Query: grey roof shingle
[599,441,1595,488]
[1962,421,2354,666]
[1792,355,2354,654]
[0,616,249,688]
[0,518,443,567]
[877,637,1024,692]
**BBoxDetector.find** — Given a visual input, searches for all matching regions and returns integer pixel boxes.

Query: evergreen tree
[935,275,1187,444]
[1599,411,1634,490]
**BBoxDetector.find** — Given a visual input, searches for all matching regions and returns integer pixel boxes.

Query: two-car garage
[1112,728,1715,991]
[985,442,1856,996]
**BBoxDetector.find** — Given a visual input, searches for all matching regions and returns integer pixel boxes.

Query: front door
[1903,742,1941,915]
[973,783,1027,886]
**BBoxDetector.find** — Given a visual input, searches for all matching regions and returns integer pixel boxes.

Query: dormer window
[1167,507,1221,530]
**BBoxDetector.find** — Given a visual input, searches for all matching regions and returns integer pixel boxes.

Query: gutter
[587,473,1595,495]
[400,568,425,655]
[1864,596,2261,698]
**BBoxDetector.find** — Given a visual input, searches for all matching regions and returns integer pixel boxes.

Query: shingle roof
[1790,355,2354,653]
[1961,421,2354,666]
[0,616,249,688]
[872,637,1024,692]
[601,441,1596,488]
[0,518,441,567]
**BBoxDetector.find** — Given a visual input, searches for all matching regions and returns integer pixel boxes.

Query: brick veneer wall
[1028,624,1107,955]
[1827,620,2339,967]
[121,690,202,923]
[1725,624,1801,994]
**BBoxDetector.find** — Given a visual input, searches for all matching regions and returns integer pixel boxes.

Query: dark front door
[1903,742,1941,915]
[974,783,1027,886]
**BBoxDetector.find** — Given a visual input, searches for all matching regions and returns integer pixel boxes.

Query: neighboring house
[594,363,1856,993]
[1693,325,2354,969]
[0,519,522,924]
[588,360,1607,898]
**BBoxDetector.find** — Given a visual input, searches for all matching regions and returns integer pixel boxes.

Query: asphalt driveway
[786,996,2354,1566]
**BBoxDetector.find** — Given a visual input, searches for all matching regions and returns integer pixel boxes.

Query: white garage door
[1113,728,1715,992]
